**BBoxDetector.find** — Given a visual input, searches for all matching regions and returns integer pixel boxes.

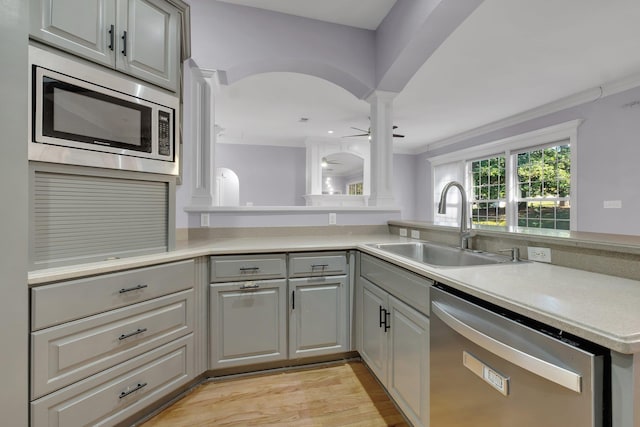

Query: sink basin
[367,242,512,267]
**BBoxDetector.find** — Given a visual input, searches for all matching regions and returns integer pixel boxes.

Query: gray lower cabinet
[357,254,431,427]
[209,252,351,370]
[29,259,196,427]
[29,0,182,91]
[31,334,194,427]
[289,275,349,359]
[209,279,288,369]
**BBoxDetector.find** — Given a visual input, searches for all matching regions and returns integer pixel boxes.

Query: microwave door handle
[431,301,582,393]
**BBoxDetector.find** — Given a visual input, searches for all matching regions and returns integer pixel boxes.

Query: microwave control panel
[158,111,172,157]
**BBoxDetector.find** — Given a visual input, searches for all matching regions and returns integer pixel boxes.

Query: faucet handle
[498,247,520,262]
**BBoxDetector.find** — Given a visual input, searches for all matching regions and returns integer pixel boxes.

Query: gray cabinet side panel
[611,351,640,427]
[0,1,29,425]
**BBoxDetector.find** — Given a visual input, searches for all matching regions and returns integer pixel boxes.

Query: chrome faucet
[438,181,474,249]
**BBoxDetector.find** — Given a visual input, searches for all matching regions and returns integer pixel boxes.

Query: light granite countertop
[28,233,640,354]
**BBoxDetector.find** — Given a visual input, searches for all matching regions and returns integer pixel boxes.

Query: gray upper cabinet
[116,0,180,91]
[30,0,181,92]
[29,0,116,67]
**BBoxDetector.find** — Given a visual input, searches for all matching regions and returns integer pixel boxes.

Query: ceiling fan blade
[342,133,369,138]
[350,127,369,133]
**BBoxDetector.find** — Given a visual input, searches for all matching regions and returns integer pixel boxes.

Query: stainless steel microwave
[28,44,180,175]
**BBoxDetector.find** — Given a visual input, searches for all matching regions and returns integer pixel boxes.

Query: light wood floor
[140,361,409,427]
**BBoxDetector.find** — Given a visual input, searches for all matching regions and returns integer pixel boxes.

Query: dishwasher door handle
[431,301,582,393]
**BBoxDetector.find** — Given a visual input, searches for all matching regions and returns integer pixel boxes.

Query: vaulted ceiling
[211,0,640,153]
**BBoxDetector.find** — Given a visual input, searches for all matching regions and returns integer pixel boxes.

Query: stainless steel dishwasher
[430,284,610,427]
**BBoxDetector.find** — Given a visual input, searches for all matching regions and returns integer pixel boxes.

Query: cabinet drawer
[210,254,286,282]
[31,289,194,399]
[32,259,195,330]
[360,254,432,315]
[288,252,347,277]
[31,334,194,427]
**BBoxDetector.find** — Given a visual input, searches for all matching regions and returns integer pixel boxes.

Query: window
[348,182,363,195]
[470,156,506,226]
[516,144,571,230]
[430,121,579,231]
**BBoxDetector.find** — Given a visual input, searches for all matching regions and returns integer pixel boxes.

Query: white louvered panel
[34,172,168,267]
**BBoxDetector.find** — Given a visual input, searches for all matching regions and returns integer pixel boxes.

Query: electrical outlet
[200,213,209,227]
[411,230,420,239]
[527,246,551,263]
[328,212,337,225]
[603,200,622,209]
[399,228,408,237]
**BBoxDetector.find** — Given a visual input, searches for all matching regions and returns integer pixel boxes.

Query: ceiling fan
[321,157,340,168]
[343,125,405,139]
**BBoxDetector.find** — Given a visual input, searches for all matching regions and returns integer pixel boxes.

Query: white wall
[393,153,418,219]
[188,0,376,98]
[0,0,29,424]
[216,143,307,206]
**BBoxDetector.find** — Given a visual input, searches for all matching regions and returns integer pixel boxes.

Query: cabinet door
[30,0,117,67]
[359,278,389,384]
[387,296,430,427]
[210,280,287,369]
[289,276,348,359]
[117,0,180,91]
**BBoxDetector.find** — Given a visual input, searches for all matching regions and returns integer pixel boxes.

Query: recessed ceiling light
[327,130,334,134]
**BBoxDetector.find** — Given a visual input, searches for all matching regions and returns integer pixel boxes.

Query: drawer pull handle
[240,282,260,290]
[119,382,147,399]
[119,284,148,294]
[239,267,260,273]
[119,328,147,341]
[311,264,328,269]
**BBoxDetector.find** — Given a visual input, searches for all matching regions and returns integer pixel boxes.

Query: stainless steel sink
[367,242,513,267]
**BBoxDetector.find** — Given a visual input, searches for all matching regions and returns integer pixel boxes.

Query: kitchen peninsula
[27,223,640,426]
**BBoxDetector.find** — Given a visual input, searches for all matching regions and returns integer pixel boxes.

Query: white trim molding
[427,120,582,166]
[187,64,219,207]
[417,70,640,155]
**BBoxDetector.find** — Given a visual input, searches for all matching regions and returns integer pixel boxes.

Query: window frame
[429,120,581,231]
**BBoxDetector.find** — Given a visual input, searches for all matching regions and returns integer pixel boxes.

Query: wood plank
[140,361,409,426]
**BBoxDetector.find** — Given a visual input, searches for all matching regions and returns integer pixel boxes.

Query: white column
[187,64,219,207]
[305,140,322,196]
[367,90,397,207]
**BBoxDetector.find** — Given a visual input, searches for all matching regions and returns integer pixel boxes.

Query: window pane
[515,143,570,230]
[557,202,570,219]
[489,185,498,199]
[470,155,506,227]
